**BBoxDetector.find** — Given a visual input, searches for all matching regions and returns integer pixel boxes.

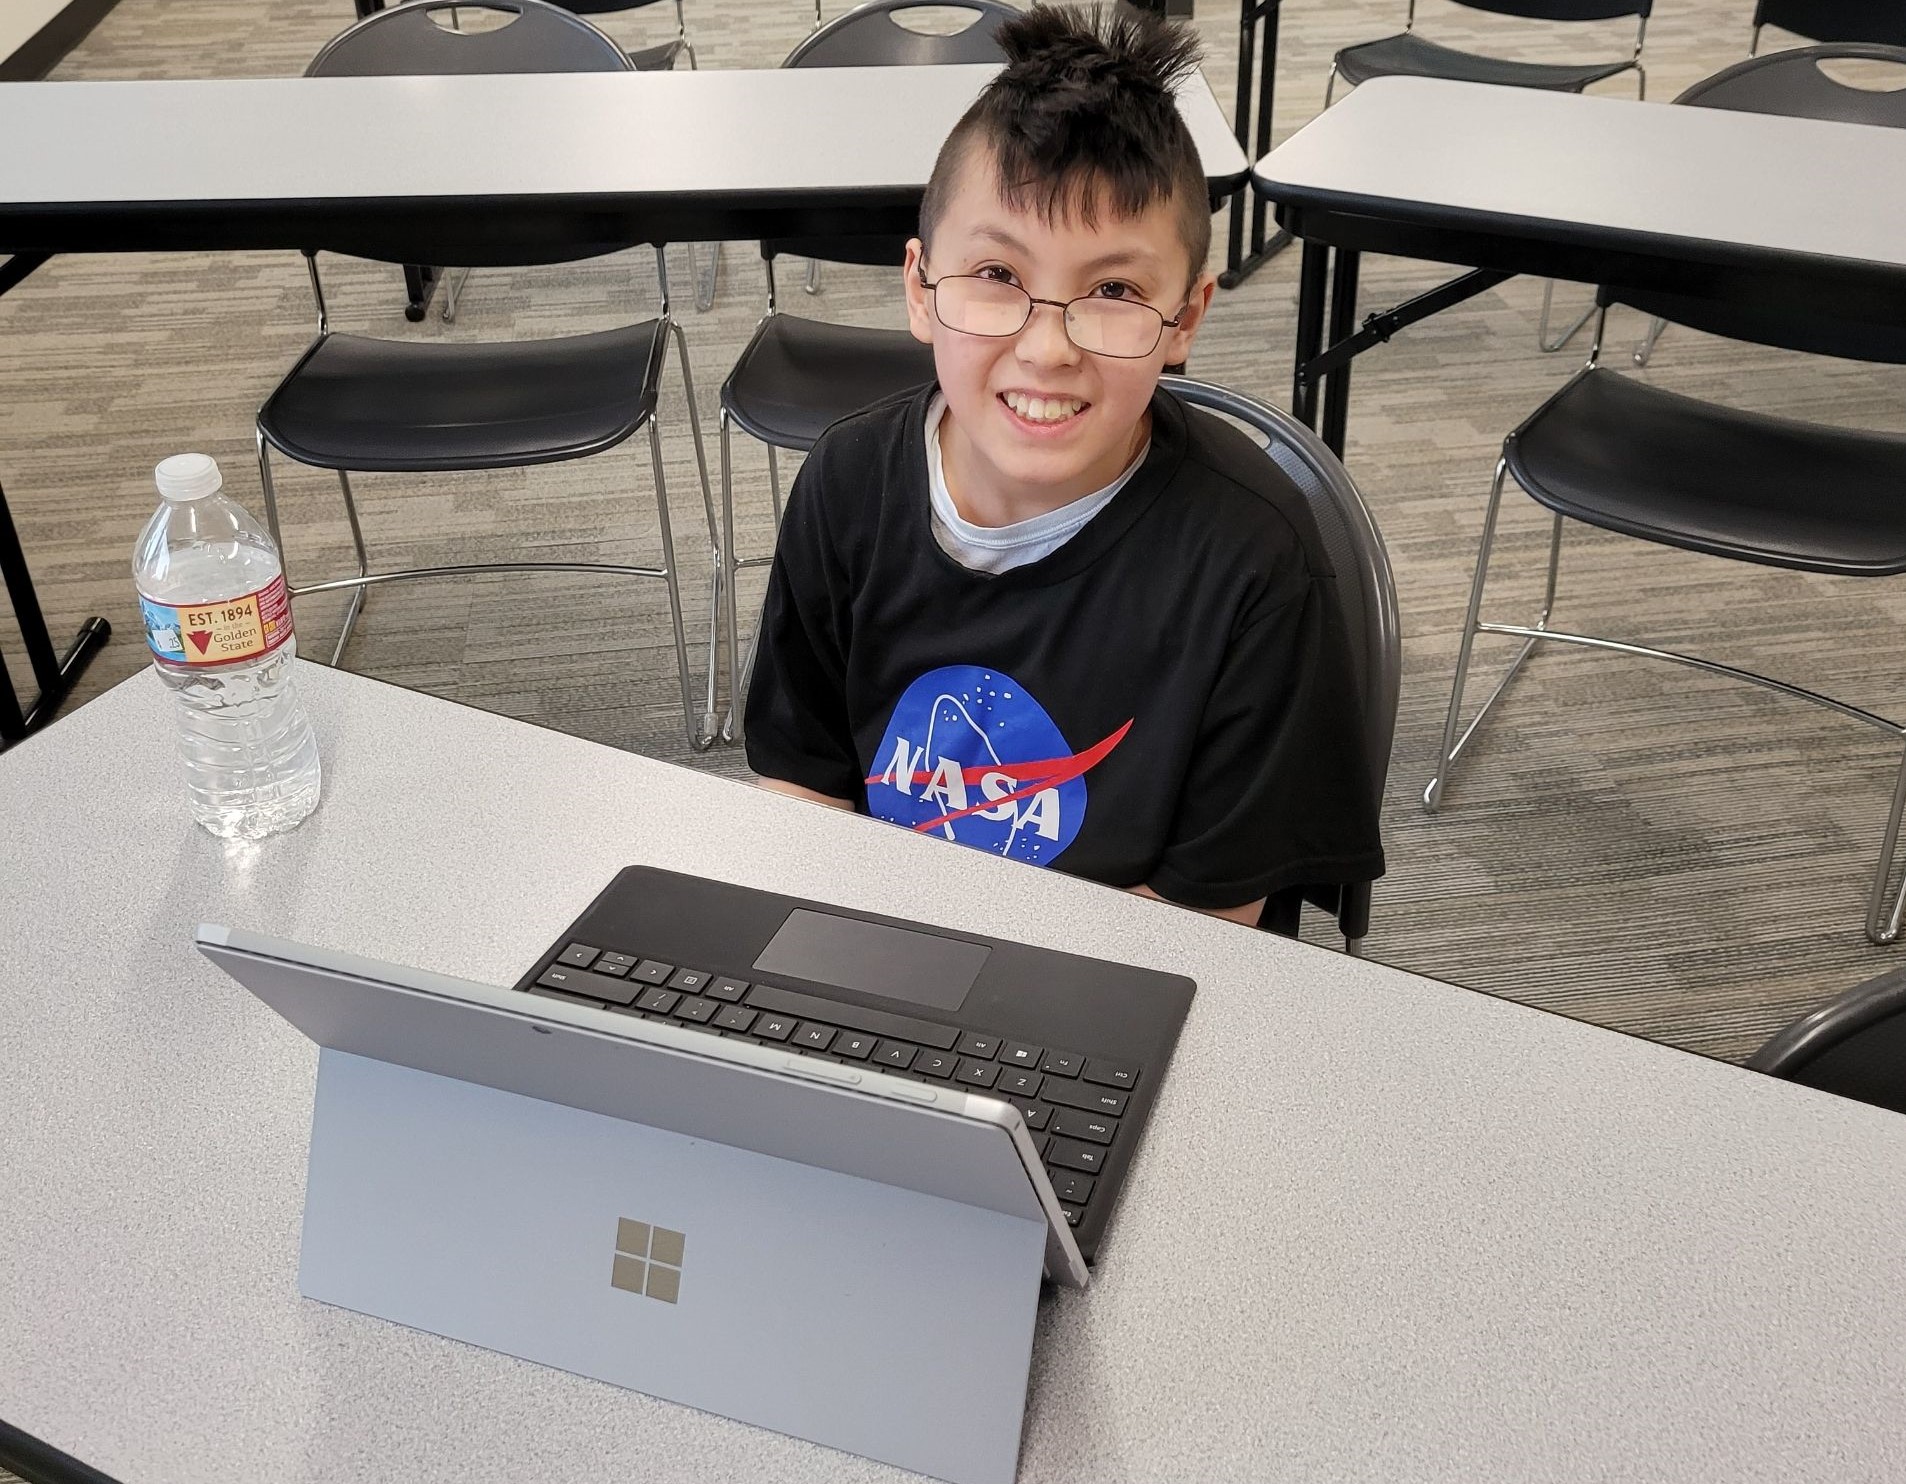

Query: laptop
[512,865,1196,1262]
[197,868,1193,1484]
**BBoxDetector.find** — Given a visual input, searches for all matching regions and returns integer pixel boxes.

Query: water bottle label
[139,576,293,666]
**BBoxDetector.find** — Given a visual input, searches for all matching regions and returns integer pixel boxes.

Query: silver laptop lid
[197,924,1089,1287]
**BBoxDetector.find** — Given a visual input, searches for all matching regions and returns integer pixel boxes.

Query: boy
[745,5,1383,929]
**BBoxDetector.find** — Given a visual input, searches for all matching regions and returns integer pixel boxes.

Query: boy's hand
[1128,883,1264,928]
[757,777,854,811]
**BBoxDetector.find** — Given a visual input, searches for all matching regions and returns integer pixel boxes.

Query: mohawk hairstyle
[919,4,1210,275]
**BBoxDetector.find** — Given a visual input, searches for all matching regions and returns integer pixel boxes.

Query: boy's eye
[975,264,1020,286]
[1093,280,1138,301]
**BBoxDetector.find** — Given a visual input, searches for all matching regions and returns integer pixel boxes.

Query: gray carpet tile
[8,0,1906,1088]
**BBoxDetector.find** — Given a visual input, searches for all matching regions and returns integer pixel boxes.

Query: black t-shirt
[744,383,1385,910]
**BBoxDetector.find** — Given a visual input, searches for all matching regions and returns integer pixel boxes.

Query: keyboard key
[557,943,600,969]
[834,1032,877,1061]
[956,1032,1001,1059]
[597,951,638,970]
[1051,1110,1115,1145]
[584,974,640,1006]
[713,1005,757,1034]
[1010,1099,1051,1131]
[1048,1138,1104,1174]
[915,1050,959,1079]
[1000,1042,1043,1069]
[1058,1205,1082,1227]
[996,1069,1043,1099]
[873,1041,918,1070]
[707,976,749,1002]
[1082,1059,1138,1090]
[953,1057,998,1089]
[668,967,712,994]
[1050,1169,1096,1205]
[589,961,630,979]
[672,996,719,1024]
[536,966,590,994]
[635,987,680,1015]
[1042,1080,1128,1118]
[753,1013,797,1043]
[632,960,674,985]
[793,1023,837,1052]
[1039,1050,1083,1077]
[745,983,958,1051]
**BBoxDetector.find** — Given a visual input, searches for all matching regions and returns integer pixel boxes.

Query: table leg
[1291,240,1329,428]
[0,477,111,749]
[1220,0,1292,290]
[1320,248,1361,457]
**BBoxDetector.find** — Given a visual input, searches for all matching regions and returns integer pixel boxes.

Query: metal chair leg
[644,416,707,754]
[693,243,721,313]
[1538,281,1597,354]
[329,469,371,666]
[717,411,745,745]
[1866,742,1906,944]
[1425,461,1564,811]
[659,316,721,749]
[1632,316,1667,367]
[440,267,472,323]
[804,260,822,297]
[766,444,785,531]
[1324,63,1340,108]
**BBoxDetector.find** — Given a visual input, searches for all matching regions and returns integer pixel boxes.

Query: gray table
[5,664,1906,1482]
[1252,76,1906,453]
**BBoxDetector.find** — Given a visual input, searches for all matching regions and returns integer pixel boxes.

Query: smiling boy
[745,5,1383,929]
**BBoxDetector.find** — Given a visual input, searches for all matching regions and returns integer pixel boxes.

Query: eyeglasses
[918,269,1188,360]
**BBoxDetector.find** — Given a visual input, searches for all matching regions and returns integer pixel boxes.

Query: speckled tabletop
[5,664,1905,1484]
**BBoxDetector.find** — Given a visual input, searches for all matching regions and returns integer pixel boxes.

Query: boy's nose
[1016,300,1083,368]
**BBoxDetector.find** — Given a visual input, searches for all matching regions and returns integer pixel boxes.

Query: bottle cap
[154,452,222,501]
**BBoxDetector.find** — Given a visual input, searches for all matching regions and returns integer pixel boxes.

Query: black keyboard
[524,939,1143,1238]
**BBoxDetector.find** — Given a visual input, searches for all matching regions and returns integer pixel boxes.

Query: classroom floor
[12,0,1906,1068]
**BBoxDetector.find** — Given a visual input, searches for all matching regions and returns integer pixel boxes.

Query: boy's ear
[1160,270,1218,366]
[902,238,935,346]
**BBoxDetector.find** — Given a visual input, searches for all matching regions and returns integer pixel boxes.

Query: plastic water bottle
[133,453,321,839]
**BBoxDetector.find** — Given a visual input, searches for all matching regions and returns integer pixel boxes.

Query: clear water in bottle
[133,453,321,840]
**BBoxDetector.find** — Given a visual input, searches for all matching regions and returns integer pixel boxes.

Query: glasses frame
[916,267,1191,361]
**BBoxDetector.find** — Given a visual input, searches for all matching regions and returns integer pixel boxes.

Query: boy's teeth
[1006,392,1083,423]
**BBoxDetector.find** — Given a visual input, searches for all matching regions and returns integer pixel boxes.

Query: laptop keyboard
[525,940,1142,1233]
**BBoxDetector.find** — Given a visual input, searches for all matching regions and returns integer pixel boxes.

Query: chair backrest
[306,0,638,265]
[1159,374,1401,843]
[786,0,1017,67]
[1603,42,1906,362]
[764,0,1017,271]
[312,0,633,75]
[1747,965,1906,1115]
[1449,0,1652,21]
[1754,0,1906,47]
[1680,42,1906,125]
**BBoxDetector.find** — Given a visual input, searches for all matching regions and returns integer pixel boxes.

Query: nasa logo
[866,665,1131,867]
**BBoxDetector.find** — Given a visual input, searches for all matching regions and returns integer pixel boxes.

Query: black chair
[1161,378,1399,952]
[1423,287,1906,944]
[1633,44,1906,364]
[1752,0,1906,52]
[260,0,720,748]
[1749,966,1906,1115]
[711,0,1015,744]
[342,0,710,317]
[1328,0,1653,354]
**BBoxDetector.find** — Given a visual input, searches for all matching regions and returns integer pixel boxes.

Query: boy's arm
[743,457,867,805]
[757,777,854,811]
[1127,883,1265,927]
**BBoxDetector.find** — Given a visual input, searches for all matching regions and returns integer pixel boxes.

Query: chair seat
[1505,367,1906,576]
[259,322,665,474]
[720,314,935,451]
[1335,32,1635,93]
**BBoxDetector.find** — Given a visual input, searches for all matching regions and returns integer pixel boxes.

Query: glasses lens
[1065,298,1165,358]
[933,276,1031,338]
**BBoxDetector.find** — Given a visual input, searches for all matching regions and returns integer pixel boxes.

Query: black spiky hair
[919,4,1210,276]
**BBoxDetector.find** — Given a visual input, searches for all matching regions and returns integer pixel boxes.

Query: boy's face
[904,152,1215,512]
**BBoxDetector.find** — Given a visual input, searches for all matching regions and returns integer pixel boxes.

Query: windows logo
[611,1217,685,1304]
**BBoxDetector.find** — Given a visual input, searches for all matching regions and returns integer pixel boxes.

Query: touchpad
[753,909,988,1013]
